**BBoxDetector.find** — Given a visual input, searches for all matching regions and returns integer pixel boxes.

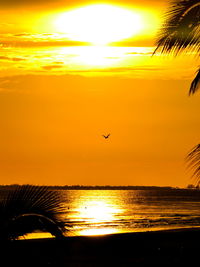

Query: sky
[0,0,199,187]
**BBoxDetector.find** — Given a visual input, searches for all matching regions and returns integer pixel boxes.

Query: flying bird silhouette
[102,134,110,139]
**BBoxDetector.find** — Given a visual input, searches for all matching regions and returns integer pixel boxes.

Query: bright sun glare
[54,4,143,45]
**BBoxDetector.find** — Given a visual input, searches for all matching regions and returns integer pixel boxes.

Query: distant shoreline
[0,184,195,190]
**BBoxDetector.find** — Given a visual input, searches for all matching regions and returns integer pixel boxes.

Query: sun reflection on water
[17,189,200,239]
[79,228,118,236]
[67,190,124,236]
[77,200,120,223]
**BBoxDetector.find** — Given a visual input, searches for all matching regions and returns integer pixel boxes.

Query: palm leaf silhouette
[154,0,200,94]
[154,0,200,55]
[186,144,200,185]
[0,185,67,241]
[189,68,200,95]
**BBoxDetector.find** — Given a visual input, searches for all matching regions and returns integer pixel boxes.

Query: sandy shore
[1,228,200,266]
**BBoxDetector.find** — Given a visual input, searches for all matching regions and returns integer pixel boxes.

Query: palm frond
[0,185,67,241]
[186,144,200,185]
[154,0,200,55]
[189,68,200,94]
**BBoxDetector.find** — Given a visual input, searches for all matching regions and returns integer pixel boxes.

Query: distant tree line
[0,184,177,190]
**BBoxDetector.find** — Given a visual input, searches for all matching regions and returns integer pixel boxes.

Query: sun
[54,4,144,45]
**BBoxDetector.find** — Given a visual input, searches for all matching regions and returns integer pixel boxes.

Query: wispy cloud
[65,66,164,73]
[0,0,164,9]
[37,65,165,78]
[0,56,26,61]
[0,41,196,81]
[0,0,57,7]
[13,33,33,37]
[0,40,89,48]
[0,33,156,49]
[125,52,153,55]
[42,65,63,70]
[0,33,90,47]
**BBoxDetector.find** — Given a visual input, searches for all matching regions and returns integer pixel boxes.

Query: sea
[60,189,200,236]
[2,188,200,238]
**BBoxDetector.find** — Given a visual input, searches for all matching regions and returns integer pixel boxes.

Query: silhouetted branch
[153,0,200,95]
[186,144,200,185]
[154,0,200,55]
[189,68,200,95]
[0,185,67,241]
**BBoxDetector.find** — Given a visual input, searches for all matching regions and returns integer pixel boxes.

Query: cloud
[126,52,153,55]
[52,61,64,65]
[13,33,33,37]
[0,40,90,48]
[0,0,57,7]
[0,56,25,61]
[41,61,64,71]
[42,65,63,70]
[0,0,165,8]
[0,0,101,9]
[67,66,163,73]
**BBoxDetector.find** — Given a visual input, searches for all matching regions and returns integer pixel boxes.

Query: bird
[102,133,110,139]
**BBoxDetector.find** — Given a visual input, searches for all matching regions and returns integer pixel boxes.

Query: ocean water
[1,188,200,238]
[61,189,200,236]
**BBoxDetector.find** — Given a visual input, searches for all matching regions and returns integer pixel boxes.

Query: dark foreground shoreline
[1,228,200,266]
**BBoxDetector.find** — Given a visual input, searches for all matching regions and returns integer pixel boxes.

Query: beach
[2,228,200,267]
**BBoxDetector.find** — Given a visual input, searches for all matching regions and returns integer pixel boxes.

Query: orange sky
[0,0,199,187]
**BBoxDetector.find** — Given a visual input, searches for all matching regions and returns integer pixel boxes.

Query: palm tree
[154,0,200,183]
[154,0,200,95]
[0,185,67,241]
[186,144,200,186]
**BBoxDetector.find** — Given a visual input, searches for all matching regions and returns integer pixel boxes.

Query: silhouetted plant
[186,144,200,185]
[0,185,67,241]
[154,0,200,94]
[154,0,200,184]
